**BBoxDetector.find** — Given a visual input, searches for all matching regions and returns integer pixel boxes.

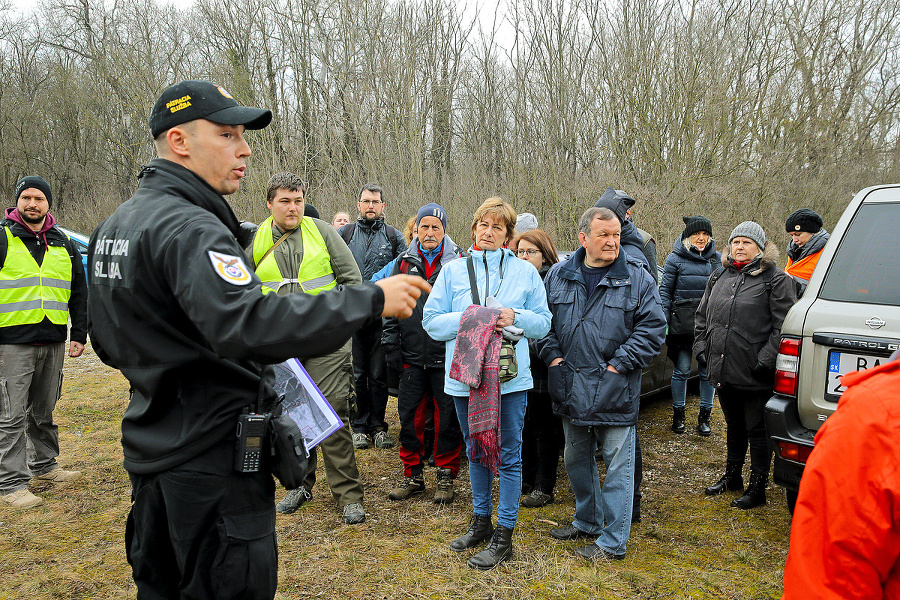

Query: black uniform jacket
[88,159,385,475]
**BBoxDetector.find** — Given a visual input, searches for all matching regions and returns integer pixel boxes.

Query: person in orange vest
[781,351,900,598]
[784,209,829,296]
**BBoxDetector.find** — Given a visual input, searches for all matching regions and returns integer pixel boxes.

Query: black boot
[704,462,744,495]
[731,472,767,509]
[671,406,686,434]
[697,407,712,437]
[467,525,513,570]
[449,514,494,552]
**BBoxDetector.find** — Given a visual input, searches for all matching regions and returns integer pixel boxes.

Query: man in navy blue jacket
[539,206,665,561]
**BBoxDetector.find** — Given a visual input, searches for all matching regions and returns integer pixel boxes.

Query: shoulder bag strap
[252,228,296,271]
[466,255,481,305]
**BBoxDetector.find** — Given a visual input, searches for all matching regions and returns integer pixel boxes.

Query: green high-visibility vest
[0,227,72,327]
[252,216,336,295]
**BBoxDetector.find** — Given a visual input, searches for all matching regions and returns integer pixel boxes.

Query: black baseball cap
[149,80,272,138]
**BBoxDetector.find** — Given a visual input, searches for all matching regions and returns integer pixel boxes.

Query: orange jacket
[785,249,822,282]
[782,359,900,599]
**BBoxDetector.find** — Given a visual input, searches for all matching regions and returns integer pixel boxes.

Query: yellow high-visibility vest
[0,227,72,327]
[252,216,336,295]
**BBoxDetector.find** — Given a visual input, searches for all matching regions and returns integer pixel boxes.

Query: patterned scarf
[449,305,502,474]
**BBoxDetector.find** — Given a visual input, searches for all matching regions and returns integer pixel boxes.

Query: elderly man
[383,203,465,504]
[784,208,829,296]
[339,184,407,450]
[248,172,367,525]
[87,80,427,599]
[0,176,87,509]
[540,206,665,560]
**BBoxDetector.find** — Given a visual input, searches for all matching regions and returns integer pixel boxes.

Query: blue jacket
[659,237,721,315]
[422,246,552,397]
[538,247,666,426]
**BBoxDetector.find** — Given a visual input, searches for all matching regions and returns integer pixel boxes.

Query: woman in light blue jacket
[423,197,551,570]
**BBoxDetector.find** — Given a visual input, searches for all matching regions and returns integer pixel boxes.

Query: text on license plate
[827,350,884,397]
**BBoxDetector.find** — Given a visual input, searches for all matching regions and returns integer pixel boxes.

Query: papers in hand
[272,358,342,454]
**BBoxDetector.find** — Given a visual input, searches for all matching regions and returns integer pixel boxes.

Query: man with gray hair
[539,206,665,560]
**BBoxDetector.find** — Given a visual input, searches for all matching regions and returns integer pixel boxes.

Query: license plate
[826,350,885,399]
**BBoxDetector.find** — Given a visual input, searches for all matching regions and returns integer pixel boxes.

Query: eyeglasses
[516,248,541,257]
[359,199,383,205]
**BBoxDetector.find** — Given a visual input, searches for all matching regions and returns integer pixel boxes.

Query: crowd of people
[0,79,849,598]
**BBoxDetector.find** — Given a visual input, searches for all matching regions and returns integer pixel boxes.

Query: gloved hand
[386,351,405,373]
[751,361,775,383]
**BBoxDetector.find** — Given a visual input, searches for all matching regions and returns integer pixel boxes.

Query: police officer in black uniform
[87,80,428,600]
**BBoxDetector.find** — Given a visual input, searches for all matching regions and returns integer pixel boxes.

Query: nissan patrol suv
[765,184,900,513]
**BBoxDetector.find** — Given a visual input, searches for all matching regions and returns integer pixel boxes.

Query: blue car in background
[58,226,89,282]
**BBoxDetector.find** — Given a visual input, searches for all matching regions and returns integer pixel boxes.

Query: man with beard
[339,184,407,450]
[0,176,87,508]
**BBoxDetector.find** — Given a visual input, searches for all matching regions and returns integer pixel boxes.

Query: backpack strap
[339,222,355,245]
[385,224,402,256]
[0,225,7,269]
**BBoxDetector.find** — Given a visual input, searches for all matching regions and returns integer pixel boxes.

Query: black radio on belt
[235,412,268,472]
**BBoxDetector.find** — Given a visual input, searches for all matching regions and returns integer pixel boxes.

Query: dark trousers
[126,444,277,600]
[717,384,773,477]
[397,365,461,476]
[351,320,388,434]
[521,389,563,494]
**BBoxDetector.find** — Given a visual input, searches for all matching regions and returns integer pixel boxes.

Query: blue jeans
[562,420,635,556]
[454,391,527,530]
[671,348,715,410]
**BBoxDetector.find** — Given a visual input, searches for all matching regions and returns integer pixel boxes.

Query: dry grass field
[0,344,792,599]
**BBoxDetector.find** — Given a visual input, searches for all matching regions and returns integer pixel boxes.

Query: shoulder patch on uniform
[208,251,252,285]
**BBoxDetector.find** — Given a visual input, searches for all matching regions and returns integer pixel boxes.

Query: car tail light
[777,440,814,464]
[774,336,801,397]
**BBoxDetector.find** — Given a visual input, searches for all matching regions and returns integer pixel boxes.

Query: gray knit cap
[728,221,766,250]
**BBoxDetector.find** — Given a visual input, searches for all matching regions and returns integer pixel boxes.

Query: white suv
[765,184,900,512]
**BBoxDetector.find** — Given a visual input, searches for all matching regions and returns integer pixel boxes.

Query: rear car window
[818,203,900,306]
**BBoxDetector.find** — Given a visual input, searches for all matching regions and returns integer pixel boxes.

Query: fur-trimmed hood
[723,240,779,276]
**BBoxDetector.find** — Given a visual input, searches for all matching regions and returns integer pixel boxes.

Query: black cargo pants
[126,443,277,600]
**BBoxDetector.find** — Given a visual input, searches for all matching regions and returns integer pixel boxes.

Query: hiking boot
[705,463,744,495]
[731,473,767,510]
[449,514,494,552]
[32,468,81,486]
[388,474,425,501]
[520,489,554,508]
[352,432,370,449]
[433,468,455,504]
[373,431,394,449]
[467,525,513,570]
[1,488,43,508]
[276,486,313,514]
[342,502,366,524]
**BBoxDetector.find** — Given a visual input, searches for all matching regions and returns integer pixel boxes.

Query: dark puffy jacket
[528,264,552,392]
[693,242,797,391]
[539,247,666,426]
[659,237,721,315]
[382,236,465,368]
[339,218,405,280]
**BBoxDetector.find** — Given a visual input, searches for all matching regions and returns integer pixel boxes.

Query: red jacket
[782,359,900,599]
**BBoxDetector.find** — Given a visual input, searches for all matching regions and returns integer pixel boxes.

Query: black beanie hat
[304,203,320,219]
[785,209,822,234]
[14,176,53,208]
[681,215,712,239]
